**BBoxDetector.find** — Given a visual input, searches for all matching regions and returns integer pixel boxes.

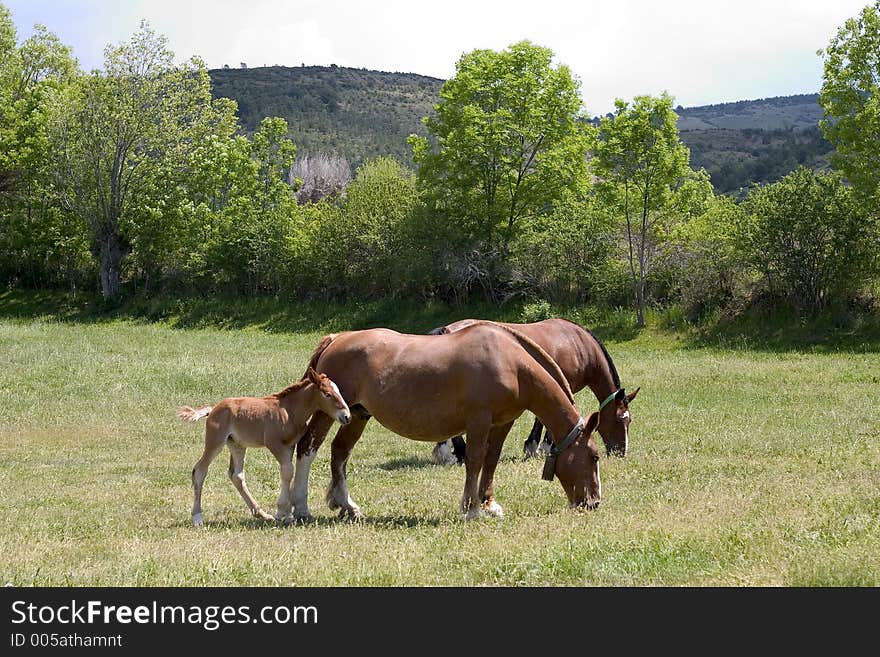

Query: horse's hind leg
[191,427,226,527]
[478,420,514,518]
[326,416,369,520]
[461,413,492,519]
[227,442,274,521]
[522,417,544,458]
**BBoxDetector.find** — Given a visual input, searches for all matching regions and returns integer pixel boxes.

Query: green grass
[1,295,879,586]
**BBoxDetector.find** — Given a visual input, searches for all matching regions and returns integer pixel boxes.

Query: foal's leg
[522,417,545,458]
[191,427,226,527]
[478,420,514,518]
[461,413,492,519]
[326,416,369,520]
[291,412,335,522]
[227,442,274,521]
[267,441,294,522]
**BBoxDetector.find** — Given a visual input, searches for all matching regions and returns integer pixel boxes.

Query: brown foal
[179,367,351,526]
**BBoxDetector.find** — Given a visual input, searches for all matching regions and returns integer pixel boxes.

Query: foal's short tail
[177,405,213,423]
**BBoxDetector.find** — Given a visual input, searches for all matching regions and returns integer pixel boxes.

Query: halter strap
[548,416,586,457]
[599,388,623,411]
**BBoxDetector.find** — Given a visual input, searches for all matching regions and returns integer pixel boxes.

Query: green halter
[599,389,623,411]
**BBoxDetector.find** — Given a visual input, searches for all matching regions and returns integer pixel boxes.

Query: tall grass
[1,295,878,585]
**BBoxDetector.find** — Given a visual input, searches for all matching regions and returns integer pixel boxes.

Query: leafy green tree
[669,194,751,320]
[48,22,237,300]
[742,167,877,315]
[819,1,880,205]
[0,4,83,290]
[302,157,417,297]
[593,93,712,326]
[408,40,592,300]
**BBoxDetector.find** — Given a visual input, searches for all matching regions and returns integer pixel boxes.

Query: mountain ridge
[208,65,830,194]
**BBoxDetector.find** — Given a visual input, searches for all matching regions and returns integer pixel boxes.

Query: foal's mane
[484,322,576,405]
[270,379,310,399]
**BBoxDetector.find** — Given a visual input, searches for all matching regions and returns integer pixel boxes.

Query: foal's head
[306,367,352,425]
[554,412,602,509]
[597,387,640,457]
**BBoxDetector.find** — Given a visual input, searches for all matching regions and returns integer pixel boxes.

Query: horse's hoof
[465,507,484,520]
[522,443,539,459]
[292,512,315,524]
[339,507,364,522]
[255,510,275,522]
[192,513,204,527]
[482,500,504,518]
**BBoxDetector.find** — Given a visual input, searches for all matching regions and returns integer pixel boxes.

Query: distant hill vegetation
[208,66,831,194]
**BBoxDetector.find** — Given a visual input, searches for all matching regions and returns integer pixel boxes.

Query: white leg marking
[292,449,317,519]
[432,441,456,465]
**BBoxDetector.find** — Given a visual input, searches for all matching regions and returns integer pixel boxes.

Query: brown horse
[429,318,639,464]
[290,322,602,522]
[179,367,352,526]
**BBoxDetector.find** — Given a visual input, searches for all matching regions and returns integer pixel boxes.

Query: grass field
[1,296,879,586]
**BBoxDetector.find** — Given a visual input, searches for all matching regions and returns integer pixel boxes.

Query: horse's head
[306,367,352,425]
[597,387,640,457]
[553,412,602,509]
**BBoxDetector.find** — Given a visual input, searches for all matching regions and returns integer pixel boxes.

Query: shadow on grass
[4,289,877,352]
[378,456,441,471]
[0,289,648,344]
[680,305,880,354]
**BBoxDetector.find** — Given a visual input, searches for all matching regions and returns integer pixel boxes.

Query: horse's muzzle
[337,411,352,425]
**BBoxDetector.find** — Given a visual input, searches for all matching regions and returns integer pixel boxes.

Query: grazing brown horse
[291,322,602,522]
[429,318,639,464]
[178,367,352,527]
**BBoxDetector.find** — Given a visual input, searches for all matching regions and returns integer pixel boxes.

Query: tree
[742,167,877,315]
[49,22,237,300]
[0,4,83,290]
[819,1,880,205]
[593,93,711,326]
[408,40,592,300]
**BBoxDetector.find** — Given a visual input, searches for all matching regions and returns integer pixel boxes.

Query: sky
[4,0,871,116]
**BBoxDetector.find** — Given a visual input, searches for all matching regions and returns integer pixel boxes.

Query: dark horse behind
[429,318,639,465]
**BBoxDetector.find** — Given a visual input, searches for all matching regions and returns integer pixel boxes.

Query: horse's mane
[483,322,576,405]
[557,318,621,389]
[270,379,310,399]
[302,333,340,379]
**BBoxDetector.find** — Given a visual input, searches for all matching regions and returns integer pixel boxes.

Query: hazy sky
[4,0,870,115]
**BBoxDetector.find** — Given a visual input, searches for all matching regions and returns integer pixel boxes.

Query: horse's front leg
[227,443,274,521]
[291,412,335,522]
[478,420,514,518]
[267,442,294,523]
[326,416,369,521]
[461,413,492,519]
[522,417,544,458]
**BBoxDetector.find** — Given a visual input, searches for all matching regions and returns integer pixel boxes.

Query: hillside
[209,65,441,166]
[208,66,831,193]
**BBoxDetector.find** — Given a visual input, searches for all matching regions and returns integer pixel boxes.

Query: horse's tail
[303,333,339,378]
[177,405,213,423]
[490,322,575,405]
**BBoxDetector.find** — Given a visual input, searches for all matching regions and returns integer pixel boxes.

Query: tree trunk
[97,229,128,301]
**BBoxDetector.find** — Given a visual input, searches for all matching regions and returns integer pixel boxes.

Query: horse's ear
[615,388,626,402]
[584,411,600,435]
[626,387,640,404]
[306,367,320,384]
